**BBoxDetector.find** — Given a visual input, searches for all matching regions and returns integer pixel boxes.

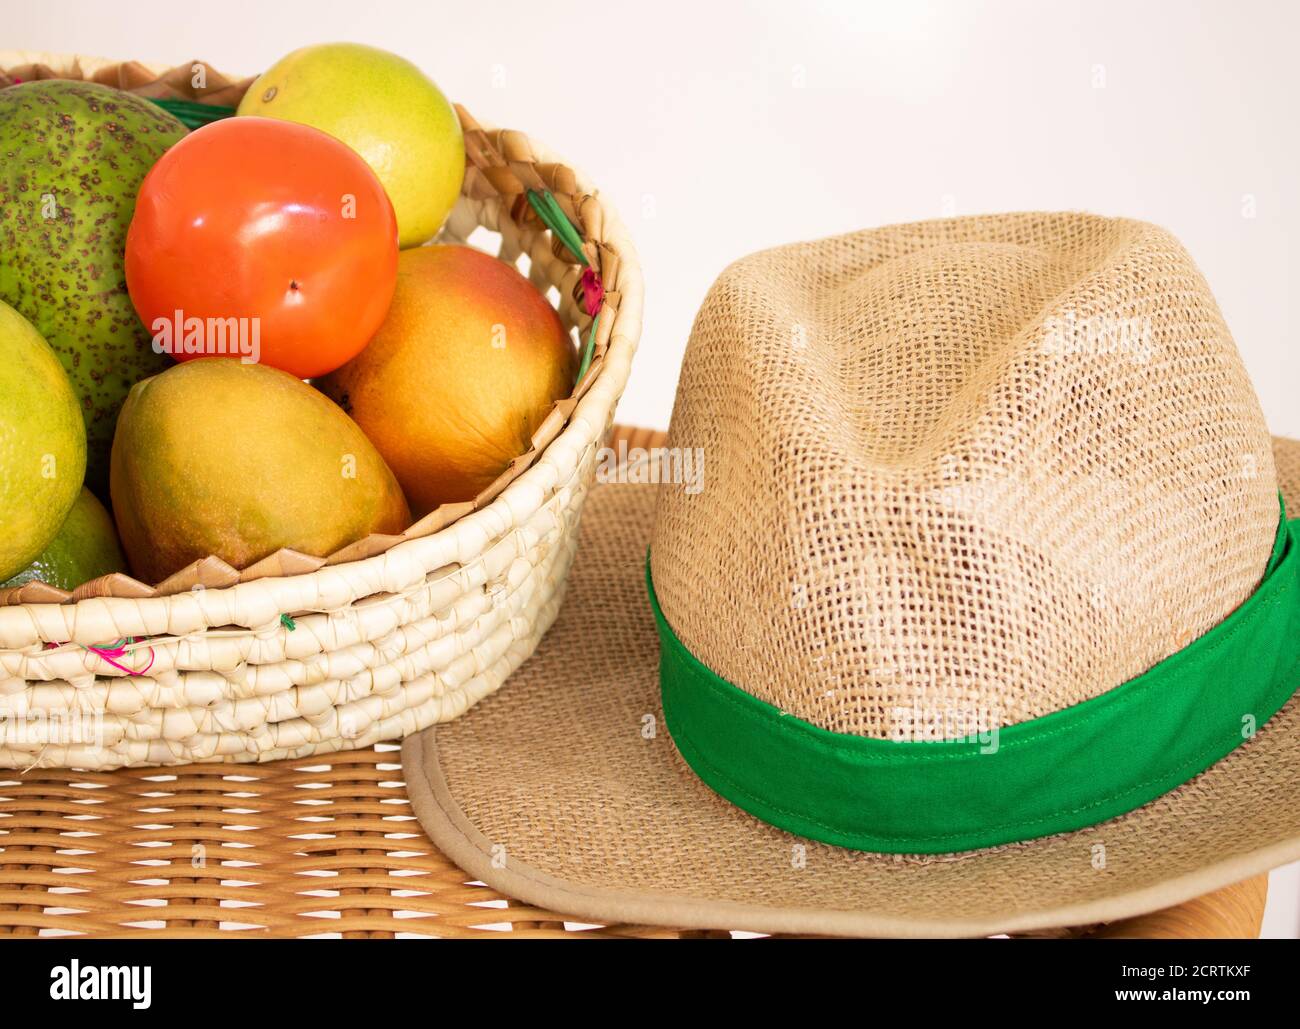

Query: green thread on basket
[280,614,297,632]
[577,315,599,384]
[527,190,588,266]
[524,190,602,383]
[149,98,236,129]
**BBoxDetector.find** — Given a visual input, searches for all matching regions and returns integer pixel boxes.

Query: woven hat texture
[403,436,1300,936]
[651,213,1279,738]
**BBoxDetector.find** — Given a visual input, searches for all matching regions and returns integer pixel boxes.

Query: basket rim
[0,49,643,636]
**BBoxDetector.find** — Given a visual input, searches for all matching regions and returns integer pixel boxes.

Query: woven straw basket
[0,51,642,769]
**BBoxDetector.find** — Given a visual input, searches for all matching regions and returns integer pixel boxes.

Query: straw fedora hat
[403,212,1300,937]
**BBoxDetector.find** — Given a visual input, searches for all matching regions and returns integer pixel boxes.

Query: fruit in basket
[319,245,576,515]
[110,359,411,583]
[125,117,399,379]
[2,488,126,591]
[236,43,465,249]
[0,300,87,580]
[0,81,185,497]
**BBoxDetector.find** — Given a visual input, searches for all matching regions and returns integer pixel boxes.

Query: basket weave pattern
[0,53,642,769]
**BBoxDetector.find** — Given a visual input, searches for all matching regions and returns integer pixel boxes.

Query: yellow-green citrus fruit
[2,487,126,591]
[0,299,87,580]
[238,43,465,249]
[110,358,411,584]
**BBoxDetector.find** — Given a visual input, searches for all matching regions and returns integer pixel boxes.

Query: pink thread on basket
[580,267,604,316]
[41,637,156,676]
[87,639,156,676]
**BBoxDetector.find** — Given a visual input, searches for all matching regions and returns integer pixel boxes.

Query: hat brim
[403,437,1300,938]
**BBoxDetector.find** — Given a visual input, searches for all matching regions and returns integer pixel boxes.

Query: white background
[9,0,1298,936]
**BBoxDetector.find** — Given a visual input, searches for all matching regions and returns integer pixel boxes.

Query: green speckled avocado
[0,80,186,498]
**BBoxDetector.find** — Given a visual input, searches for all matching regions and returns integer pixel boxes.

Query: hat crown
[651,213,1277,740]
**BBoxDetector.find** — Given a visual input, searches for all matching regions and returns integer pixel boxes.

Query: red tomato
[125,117,398,378]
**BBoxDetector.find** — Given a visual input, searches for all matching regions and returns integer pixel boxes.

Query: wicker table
[0,427,1269,939]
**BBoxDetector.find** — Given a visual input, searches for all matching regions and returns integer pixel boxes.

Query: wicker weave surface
[0,429,1271,938]
[0,744,727,938]
[0,742,1265,939]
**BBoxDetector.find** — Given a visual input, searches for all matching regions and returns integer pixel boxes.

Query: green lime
[0,299,86,580]
[3,487,126,590]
